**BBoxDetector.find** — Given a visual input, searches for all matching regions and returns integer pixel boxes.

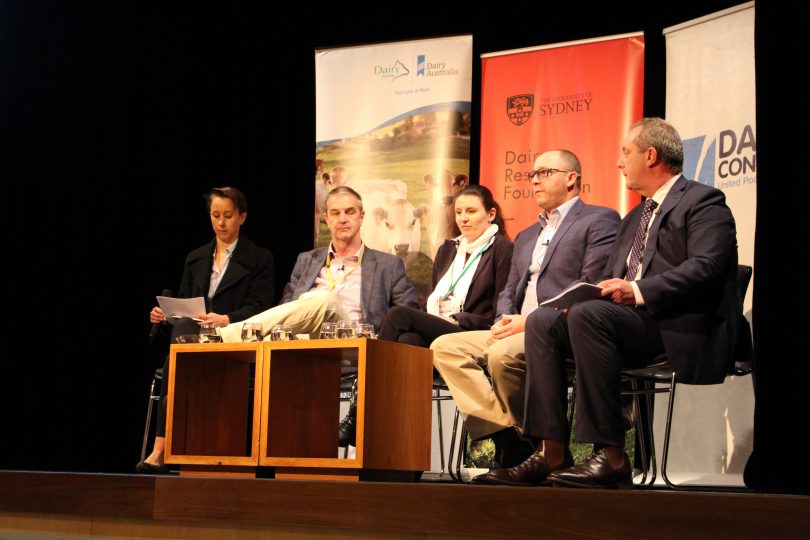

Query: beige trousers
[431,330,526,441]
[219,290,349,343]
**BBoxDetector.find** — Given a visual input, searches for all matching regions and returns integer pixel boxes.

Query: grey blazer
[281,245,419,330]
[496,198,620,316]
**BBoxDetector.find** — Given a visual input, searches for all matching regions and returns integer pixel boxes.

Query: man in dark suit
[431,150,620,473]
[219,185,418,342]
[487,118,740,488]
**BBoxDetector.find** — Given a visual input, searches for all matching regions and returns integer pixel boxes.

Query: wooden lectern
[165,339,432,481]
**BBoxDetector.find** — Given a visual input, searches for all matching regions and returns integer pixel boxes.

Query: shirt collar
[538,195,579,227]
[328,242,364,260]
[216,238,238,258]
[650,175,680,206]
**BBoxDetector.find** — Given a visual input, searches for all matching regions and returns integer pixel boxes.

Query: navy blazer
[497,198,620,316]
[281,245,419,331]
[604,176,740,385]
[178,235,276,324]
[431,233,513,330]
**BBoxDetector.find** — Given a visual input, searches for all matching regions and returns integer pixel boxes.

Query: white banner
[315,35,473,309]
[663,2,756,487]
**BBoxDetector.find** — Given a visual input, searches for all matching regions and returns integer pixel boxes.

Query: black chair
[621,264,753,489]
[432,375,465,481]
[140,367,163,462]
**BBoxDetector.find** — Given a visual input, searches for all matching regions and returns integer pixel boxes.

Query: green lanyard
[443,235,496,300]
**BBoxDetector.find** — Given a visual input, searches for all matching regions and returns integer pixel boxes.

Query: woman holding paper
[138,186,275,474]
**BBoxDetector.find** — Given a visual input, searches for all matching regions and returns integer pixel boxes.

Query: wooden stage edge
[1,471,808,539]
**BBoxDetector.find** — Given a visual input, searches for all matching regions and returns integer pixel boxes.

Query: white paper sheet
[156,296,206,322]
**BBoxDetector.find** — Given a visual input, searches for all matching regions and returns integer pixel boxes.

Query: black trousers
[522,300,664,447]
[377,306,463,348]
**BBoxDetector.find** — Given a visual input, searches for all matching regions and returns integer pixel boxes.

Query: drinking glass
[356,323,376,339]
[199,323,222,343]
[270,323,292,341]
[336,320,356,339]
[241,322,262,342]
[318,322,337,339]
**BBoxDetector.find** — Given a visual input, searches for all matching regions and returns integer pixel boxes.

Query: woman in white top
[376,184,513,347]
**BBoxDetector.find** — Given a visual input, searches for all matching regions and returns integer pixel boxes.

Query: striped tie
[624,199,658,281]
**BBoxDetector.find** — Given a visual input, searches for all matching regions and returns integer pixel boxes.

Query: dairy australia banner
[315,35,473,305]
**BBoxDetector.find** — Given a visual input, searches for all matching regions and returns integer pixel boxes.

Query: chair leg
[435,396,446,478]
[454,422,468,482]
[140,375,159,462]
[661,373,678,489]
[630,379,649,486]
[447,407,463,482]
[567,377,576,444]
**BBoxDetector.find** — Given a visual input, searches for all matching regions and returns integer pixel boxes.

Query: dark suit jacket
[178,235,276,324]
[497,198,620,316]
[431,233,513,330]
[603,175,740,385]
[280,245,419,330]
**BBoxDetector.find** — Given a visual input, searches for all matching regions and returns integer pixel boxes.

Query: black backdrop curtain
[0,3,803,492]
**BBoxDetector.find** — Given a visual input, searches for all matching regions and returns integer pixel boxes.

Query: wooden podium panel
[164,339,432,481]
[259,339,433,481]
[165,342,263,470]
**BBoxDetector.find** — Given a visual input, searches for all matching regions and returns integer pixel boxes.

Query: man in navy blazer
[219,186,418,342]
[432,150,620,472]
[488,118,740,488]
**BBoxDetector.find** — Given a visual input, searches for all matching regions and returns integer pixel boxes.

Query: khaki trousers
[431,330,526,440]
[219,290,348,343]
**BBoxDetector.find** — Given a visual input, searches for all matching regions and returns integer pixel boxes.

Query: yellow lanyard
[325,244,365,291]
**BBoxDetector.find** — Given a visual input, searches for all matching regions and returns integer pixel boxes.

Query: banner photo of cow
[316,36,473,306]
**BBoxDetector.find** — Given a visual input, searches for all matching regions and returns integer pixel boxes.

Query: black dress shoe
[338,404,357,447]
[548,448,632,489]
[481,448,574,486]
[135,460,169,475]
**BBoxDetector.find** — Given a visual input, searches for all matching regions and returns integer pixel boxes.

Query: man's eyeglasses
[527,167,578,180]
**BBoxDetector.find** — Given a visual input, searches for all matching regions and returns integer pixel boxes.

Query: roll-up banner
[480,33,645,236]
[661,2,756,487]
[315,35,473,305]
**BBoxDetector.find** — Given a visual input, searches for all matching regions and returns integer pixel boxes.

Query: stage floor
[1,470,807,539]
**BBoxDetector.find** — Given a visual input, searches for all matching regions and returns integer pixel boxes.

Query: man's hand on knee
[491,314,527,340]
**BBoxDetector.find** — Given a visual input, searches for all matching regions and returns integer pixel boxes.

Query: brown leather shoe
[548,448,632,489]
[478,448,574,486]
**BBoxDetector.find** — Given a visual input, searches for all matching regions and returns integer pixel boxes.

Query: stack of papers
[539,283,603,309]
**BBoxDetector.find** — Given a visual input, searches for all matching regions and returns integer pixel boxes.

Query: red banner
[480,34,645,236]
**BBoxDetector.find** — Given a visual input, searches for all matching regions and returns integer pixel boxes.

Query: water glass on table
[270,323,292,341]
[241,322,262,342]
[356,323,376,339]
[199,323,222,343]
[318,322,337,339]
[336,320,357,339]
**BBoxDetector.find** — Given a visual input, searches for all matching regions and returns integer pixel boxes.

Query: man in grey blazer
[219,186,418,342]
[431,150,620,473]
[488,118,740,488]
